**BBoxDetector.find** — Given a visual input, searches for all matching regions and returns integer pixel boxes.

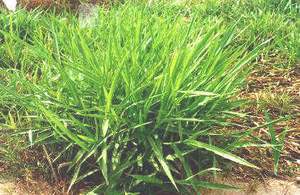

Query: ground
[234,64,300,180]
[0,177,299,194]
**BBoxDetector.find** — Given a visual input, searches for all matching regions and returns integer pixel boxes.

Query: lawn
[0,0,299,194]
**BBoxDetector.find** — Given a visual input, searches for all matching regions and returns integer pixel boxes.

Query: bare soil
[1,177,299,195]
[202,178,300,195]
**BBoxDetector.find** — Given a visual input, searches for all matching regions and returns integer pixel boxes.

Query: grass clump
[255,90,294,114]
[191,0,299,67]
[0,1,282,194]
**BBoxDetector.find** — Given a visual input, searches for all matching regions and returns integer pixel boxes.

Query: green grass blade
[185,140,259,169]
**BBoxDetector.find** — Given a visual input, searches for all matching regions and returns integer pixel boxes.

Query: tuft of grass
[255,90,294,114]
[265,113,287,176]
[0,0,297,194]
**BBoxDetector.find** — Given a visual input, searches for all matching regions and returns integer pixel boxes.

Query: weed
[0,0,298,194]
[255,90,294,114]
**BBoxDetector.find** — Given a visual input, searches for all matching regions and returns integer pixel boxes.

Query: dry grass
[232,64,300,180]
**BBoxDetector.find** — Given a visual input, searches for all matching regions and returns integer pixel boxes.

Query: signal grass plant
[0,2,278,194]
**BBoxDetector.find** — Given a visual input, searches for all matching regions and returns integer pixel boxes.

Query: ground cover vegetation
[0,0,299,194]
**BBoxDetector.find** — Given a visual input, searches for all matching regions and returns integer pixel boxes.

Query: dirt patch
[0,181,16,195]
[0,177,68,195]
[1,177,299,194]
[229,64,300,179]
[202,179,300,195]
